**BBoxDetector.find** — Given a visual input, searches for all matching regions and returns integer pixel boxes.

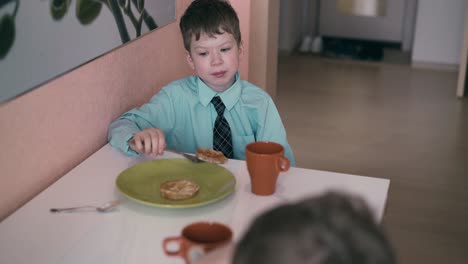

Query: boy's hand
[129,128,166,156]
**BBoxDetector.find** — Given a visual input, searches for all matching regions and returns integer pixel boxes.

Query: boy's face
[186,31,242,92]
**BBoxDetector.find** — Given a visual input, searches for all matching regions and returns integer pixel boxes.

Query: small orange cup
[162,221,232,264]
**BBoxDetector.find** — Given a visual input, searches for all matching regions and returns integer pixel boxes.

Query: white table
[0,144,390,264]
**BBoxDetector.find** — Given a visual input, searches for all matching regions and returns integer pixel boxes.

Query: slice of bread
[196,148,227,164]
[160,179,200,200]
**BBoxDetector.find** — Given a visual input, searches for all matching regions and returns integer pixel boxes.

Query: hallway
[276,55,468,263]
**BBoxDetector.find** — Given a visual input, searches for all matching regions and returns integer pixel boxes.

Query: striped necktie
[211,96,233,158]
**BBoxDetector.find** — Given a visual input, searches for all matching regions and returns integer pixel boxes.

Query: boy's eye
[221,47,231,52]
[198,52,208,56]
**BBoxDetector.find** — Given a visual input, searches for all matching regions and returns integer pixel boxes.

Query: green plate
[116,159,236,208]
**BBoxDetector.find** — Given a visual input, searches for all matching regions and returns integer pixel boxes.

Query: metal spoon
[50,200,120,213]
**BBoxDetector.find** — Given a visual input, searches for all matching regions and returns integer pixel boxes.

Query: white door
[319,0,405,43]
[457,5,468,97]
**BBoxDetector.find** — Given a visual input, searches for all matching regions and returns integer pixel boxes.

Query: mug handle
[277,157,290,172]
[163,236,183,256]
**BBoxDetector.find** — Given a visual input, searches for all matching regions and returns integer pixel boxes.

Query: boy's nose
[211,53,223,66]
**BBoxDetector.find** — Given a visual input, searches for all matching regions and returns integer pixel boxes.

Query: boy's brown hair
[180,0,241,51]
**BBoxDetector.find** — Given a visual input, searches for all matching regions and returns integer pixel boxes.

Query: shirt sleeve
[256,97,296,166]
[107,89,175,156]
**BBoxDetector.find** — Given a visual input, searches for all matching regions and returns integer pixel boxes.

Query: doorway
[277,0,467,97]
[279,0,416,65]
[457,6,468,97]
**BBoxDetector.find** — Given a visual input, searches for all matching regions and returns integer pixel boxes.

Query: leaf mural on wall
[0,0,159,60]
[76,0,102,25]
[0,0,18,59]
[110,0,159,42]
[50,0,71,20]
[0,14,14,59]
[75,0,158,43]
[0,0,174,103]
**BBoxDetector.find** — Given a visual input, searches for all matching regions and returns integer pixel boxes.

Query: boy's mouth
[212,71,227,78]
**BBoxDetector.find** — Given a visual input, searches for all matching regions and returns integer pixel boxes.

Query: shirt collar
[198,72,241,111]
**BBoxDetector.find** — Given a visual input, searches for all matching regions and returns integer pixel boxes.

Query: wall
[249,0,280,98]
[232,0,251,79]
[457,5,468,97]
[402,0,418,52]
[278,0,304,53]
[412,0,466,65]
[0,0,252,221]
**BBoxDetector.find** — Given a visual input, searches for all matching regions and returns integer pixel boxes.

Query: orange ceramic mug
[162,222,233,264]
[245,141,290,195]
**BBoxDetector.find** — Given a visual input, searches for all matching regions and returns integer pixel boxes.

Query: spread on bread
[160,179,200,200]
[196,148,227,164]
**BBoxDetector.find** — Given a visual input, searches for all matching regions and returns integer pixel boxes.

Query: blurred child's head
[180,0,241,52]
[233,192,396,264]
[180,0,242,92]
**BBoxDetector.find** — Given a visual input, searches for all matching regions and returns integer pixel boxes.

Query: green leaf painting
[0,0,18,59]
[50,0,72,20]
[0,0,175,103]
[76,0,102,25]
[0,14,15,59]
[0,0,160,60]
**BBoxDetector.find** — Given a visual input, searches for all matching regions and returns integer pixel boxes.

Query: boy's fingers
[161,140,167,155]
[144,135,152,154]
[158,141,166,155]
[133,138,143,153]
[150,134,159,155]
[156,130,166,155]
[129,138,141,153]
[130,129,166,155]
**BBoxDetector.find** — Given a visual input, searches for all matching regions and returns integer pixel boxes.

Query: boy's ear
[239,44,244,60]
[186,50,195,70]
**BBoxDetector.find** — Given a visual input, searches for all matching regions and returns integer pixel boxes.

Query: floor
[275,55,468,264]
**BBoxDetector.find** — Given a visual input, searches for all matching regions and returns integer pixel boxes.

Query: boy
[108,0,295,165]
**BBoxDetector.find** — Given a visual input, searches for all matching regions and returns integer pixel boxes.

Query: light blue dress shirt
[108,73,295,166]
